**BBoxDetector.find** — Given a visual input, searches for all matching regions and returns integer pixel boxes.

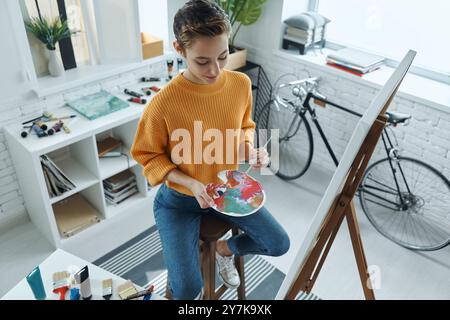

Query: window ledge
[273,48,450,113]
[32,52,175,98]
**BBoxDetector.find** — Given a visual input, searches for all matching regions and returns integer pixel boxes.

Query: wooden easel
[285,114,388,300]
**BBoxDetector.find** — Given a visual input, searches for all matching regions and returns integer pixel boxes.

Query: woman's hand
[189,180,215,209]
[249,147,270,170]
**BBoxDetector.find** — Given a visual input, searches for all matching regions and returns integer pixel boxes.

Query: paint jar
[167,60,174,80]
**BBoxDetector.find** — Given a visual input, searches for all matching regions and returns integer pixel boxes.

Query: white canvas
[276,50,416,299]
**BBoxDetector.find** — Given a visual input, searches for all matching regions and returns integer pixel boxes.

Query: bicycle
[255,74,450,251]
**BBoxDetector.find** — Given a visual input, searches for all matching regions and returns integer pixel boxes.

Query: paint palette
[206,170,265,217]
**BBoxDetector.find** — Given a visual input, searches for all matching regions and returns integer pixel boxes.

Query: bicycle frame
[294,91,411,208]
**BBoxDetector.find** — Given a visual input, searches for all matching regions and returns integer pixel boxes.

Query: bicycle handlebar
[279,77,320,88]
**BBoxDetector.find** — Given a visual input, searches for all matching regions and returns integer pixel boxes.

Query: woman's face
[174,33,229,84]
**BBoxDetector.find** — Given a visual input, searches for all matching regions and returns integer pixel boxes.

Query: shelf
[105,192,148,219]
[98,148,137,180]
[48,157,99,204]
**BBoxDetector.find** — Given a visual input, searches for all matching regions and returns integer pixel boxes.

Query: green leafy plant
[25,16,71,50]
[214,0,268,47]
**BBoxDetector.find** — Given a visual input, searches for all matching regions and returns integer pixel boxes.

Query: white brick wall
[0,61,167,228]
[247,49,450,178]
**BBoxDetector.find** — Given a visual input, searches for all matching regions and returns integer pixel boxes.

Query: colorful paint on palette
[206,170,265,217]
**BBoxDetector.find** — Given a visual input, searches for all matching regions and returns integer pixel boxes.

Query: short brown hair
[173,0,231,49]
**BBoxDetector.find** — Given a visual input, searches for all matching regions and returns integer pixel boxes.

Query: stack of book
[103,170,138,205]
[41,155,76,198]
[326,48,385,76]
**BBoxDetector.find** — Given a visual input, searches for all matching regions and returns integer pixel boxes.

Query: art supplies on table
[125,284,154,300]
[53,194,101,238]
[52,271,70,300]
[128,97,147,104]
[74,266,92,300]
[102,279,113,300]
[117,280,138,300]
[26,266,46,300]
[70,287,80,300]
[141,76,161,82]
[66,90,129,120]
[124,88,143,98]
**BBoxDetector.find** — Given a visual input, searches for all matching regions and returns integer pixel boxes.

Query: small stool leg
[202,241,217,300]
[232,228,246,300]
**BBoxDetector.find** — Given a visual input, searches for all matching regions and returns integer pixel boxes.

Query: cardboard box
[141,32,164,60]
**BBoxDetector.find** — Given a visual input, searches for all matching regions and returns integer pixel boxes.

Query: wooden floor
[1,163,449,299]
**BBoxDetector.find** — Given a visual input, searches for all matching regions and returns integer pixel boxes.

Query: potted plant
[213,0,268,70]
[25,17,71,77]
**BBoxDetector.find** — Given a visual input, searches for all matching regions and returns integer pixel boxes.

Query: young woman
[131,0,290,300]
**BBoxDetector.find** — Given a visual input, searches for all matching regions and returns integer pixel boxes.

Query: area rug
[94,226,319,300]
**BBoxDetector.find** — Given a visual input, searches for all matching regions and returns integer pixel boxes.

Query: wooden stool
[165,215,246,300]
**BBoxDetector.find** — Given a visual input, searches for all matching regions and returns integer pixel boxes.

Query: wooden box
[141,32,164,60]
[225,47,247,70]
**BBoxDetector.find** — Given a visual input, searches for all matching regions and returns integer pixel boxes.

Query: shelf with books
[95,119,139,180]
[102,166,148,219]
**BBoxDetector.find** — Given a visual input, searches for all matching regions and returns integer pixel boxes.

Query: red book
[326,62,363,77]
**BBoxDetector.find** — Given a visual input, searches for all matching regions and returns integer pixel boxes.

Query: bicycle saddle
[385,111,411,124]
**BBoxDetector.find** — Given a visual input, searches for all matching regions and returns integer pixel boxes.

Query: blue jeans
[153,183,290,300]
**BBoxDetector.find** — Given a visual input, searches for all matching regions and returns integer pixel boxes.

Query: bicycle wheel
[359,156,450,250]
[256,99,314,180]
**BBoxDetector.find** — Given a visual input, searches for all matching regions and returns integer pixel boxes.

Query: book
[66,90,129,120]
[326,62,364,77]
[103,170,136,191]
[327,48,385,70]
[104,181,137,199]
[53,194,101,238]
[105,186,138,205]
[326,57,383,73]
[97,137,122,157]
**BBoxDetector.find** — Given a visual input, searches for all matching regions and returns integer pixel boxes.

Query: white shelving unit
[4,88,163,251]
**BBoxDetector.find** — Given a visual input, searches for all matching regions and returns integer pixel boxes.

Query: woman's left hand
[249,147,270,170]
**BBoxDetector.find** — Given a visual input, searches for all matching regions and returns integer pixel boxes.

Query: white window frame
[308,0,450,85]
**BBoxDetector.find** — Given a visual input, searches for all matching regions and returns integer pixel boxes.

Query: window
[312,0,450,83]
[22,0,91,76]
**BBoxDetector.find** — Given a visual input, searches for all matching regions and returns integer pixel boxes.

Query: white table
[1,249,161,300]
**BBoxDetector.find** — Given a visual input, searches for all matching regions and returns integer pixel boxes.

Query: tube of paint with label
[26,266,46,300]
[74,266,92,300]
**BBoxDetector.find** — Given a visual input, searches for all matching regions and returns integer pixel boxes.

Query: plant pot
[225,46,247,70]
[47,49,64,77]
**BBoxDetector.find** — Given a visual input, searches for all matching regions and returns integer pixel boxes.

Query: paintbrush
[52,271,70,300]
[125,284,154,300]
[245,136,272,174]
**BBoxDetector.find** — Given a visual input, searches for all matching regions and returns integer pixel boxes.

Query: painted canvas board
[276,50,416,299]
[66,90,129,120]
[206,170,265,217]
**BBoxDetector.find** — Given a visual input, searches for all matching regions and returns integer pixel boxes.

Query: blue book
[66,90,129,120]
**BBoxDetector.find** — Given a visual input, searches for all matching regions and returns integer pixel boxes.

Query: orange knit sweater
[130,69,256,196]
